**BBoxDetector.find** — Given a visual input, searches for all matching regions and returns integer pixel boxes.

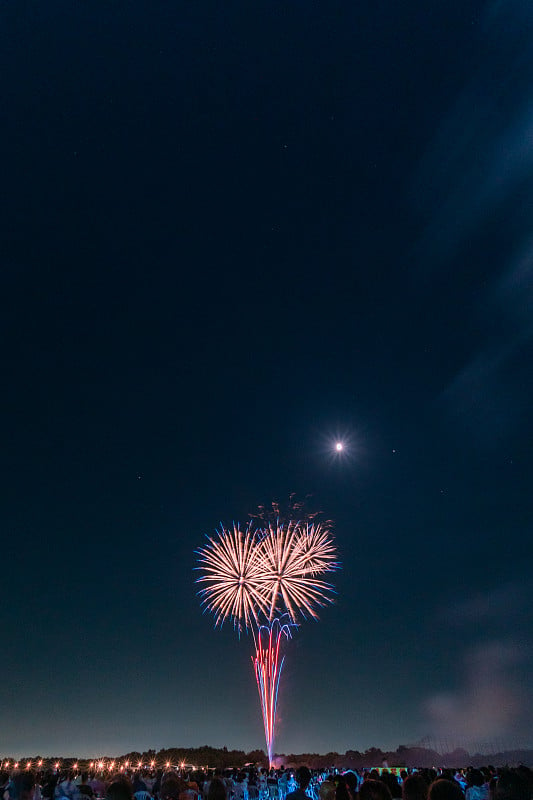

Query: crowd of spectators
[1,763,531,800]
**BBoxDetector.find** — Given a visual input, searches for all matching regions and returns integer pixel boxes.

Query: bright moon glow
[335,442,343,452]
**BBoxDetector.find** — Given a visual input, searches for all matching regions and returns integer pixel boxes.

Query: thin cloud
[410,1,533,271]
[408,0,533,443]
[443,581,533,626]
[426,580,533,747]
[440,240,533,442]
[425,640,530,742]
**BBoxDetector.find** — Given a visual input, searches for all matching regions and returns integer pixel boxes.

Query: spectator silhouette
[359,780,393,800]
[107,779,134,800]
[490,771,530,800]
[285,768,311,800]
[403,774,428,800]
[11,772,37,800]
[207,780,227,800]
[428,780,464,800]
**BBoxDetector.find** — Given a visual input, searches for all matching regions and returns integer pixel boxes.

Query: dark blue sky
[1,0,532,758]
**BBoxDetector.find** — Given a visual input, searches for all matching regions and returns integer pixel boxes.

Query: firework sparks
[196,512,339,764]
[196,522,271,630]
[258,520,337,622]
[295,521,339,574]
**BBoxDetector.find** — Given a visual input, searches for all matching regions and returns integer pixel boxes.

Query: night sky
[1,0,532,759]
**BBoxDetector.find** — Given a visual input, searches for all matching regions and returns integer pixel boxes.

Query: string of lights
[0,758,205,773]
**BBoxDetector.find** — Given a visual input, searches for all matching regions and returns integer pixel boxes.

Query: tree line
[11,745,532,770]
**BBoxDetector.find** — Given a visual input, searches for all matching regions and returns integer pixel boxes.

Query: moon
[335,442,344,452]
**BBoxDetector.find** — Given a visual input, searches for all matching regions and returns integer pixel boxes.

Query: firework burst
[196,511,339,765]
[196,522,271,630]
[258,520,337,622]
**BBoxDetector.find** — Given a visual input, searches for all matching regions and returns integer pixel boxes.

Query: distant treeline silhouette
[4,745,533,769]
